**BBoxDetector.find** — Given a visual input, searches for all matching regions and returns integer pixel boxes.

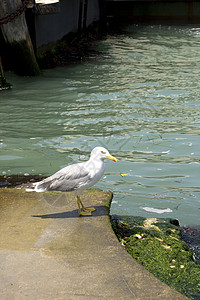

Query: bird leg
[77,196,95,216]
[79,198,96,212]
[77,196,91,216]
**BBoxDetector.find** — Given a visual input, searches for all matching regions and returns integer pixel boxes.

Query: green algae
[4,39,40,76]
[0,57,11,90]
[111,216,200,300]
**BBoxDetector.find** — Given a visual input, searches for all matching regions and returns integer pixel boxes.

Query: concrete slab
[0,188,189,300]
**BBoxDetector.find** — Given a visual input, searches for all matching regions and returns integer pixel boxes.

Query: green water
[0,25,200,225]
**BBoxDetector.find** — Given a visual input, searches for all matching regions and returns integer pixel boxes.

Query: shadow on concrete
[32,205,108,219]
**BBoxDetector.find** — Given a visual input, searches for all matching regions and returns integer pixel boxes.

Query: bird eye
[101,150,106,154]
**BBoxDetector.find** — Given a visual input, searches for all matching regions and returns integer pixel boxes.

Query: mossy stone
[111,215,200,300]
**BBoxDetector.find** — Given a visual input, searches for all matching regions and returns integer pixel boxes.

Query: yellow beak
[106,155,117,162]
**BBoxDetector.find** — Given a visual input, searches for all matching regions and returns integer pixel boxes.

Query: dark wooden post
[78,0,83,39]
[0,0,40,76]
[99,0,107,33]
[82,0,88,33]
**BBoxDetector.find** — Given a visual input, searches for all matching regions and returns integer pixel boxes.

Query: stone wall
[35,0,100,50]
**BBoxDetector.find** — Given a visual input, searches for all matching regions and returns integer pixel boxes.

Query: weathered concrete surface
[0,188,189,300]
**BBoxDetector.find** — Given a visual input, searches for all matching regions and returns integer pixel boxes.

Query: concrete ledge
[106,1,200,23]
[0,188,189,299]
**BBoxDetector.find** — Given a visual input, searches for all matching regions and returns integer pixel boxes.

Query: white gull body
[32,147,117,216]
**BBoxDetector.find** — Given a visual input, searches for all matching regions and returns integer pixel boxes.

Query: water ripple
[1,25,200,225]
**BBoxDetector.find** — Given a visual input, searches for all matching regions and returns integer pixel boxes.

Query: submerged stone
[0,174,45,188]
[111,215,200,300]
[181,225,200,266]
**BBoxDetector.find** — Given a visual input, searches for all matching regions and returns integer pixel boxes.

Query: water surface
[0,25,200,225]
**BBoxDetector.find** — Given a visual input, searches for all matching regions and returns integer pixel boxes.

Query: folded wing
[35,163,92,192]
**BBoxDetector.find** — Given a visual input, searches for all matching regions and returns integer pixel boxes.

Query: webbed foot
[77,196,95,217]
[83,207,96,212]
[79,210,92,216]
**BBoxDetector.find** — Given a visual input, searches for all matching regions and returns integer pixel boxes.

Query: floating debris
[141,207,173,214]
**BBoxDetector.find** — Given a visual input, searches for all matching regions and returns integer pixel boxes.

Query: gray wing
[36,163,92,192]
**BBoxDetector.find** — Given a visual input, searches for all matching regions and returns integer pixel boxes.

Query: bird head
[90,147,117,162]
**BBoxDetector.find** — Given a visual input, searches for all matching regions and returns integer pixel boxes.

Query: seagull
[30,147,117,216]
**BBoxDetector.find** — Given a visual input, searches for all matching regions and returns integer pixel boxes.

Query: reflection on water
[0,25,200,225]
